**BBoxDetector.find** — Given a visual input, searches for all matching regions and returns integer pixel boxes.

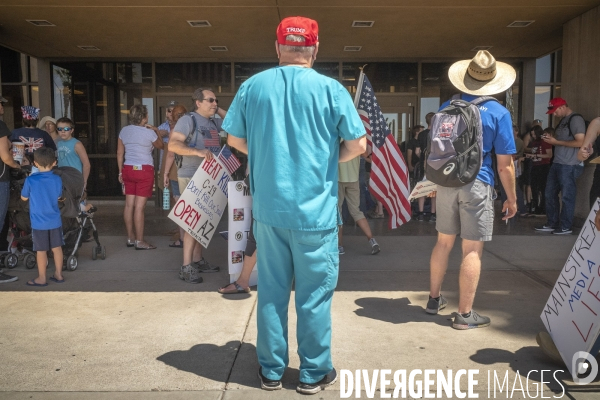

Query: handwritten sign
[408,179,437,201]
[540,198,600,378]
[168,158,230,248]
[227,181,257,286]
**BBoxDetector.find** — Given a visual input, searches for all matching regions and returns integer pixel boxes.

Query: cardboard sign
[227,181,257,286]
[540,198,600,378]
[408,179,437,201]
[168,158,231,248]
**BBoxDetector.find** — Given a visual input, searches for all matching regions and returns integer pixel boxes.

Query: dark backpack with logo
[425,96,497,187]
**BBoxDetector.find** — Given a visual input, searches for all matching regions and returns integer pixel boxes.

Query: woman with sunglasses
[117,105,164,250]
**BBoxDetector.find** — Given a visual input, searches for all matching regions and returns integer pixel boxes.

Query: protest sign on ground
[168,158,230,248]
[227,181,257,286]
[541,198,600,378]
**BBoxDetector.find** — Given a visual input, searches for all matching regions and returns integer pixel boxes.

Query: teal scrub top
[223,66,365,231]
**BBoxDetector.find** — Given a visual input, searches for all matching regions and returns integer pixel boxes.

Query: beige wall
[562,5,600,223]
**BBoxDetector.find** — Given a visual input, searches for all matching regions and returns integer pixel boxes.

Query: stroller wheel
[92,247,98,260]
[24,253,36,269]
[5,253,18,269]
[100,246,106,260]
[67,255,78,271]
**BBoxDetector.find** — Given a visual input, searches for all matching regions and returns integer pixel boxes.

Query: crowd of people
[0,15,599,395]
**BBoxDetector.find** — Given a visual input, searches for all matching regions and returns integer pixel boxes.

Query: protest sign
[227,181,257,286]
[168,158,231,248]
[540,198,600,378]
[408,179,437,201]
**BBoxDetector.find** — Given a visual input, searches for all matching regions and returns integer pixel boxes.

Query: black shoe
[297,368,337,395]
[258,367,282,391]
[0,272,18,284]
[416,213,424,222]
[429,213,436,222]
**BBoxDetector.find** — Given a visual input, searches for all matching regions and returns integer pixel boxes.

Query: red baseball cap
[276,16,318,47]
[546,97,567,114]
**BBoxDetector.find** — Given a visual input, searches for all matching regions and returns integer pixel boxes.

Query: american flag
[355,72,411,228]
[203,129,221,147]
[218,146,241,175]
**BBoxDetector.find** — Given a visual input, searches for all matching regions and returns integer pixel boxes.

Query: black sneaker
[416,213,424,222]
[194,258,220,273]
[452,310,490,330]
[258,367,282,391]
[535,225,556,232]
[0,272,18,284]
[552,228,573,235]
[425,294,447,315]
[429,213,436,222]
[297,368,337,395]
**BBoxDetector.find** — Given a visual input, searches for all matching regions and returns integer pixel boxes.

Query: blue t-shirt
[21,171,63,230]
[57,138,83,173]
[440,94,515,187]
[223,66,366,231]
[11,127,57,153]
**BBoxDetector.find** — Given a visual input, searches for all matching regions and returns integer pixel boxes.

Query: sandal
[218,281,251,294]
[169,239,183,248]
[126,239,135,248]
[135,241,157,250]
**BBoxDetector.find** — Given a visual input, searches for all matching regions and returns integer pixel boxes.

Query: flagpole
[353,65,367,107]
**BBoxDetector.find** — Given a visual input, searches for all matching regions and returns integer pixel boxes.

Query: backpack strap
[184,112,196,145]
[565,113,584,138]
[469,96,499,106]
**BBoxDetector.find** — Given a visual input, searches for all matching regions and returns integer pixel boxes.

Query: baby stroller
[2,166,105,271]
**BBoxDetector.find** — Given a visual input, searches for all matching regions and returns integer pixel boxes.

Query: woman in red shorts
[117,105,164,249]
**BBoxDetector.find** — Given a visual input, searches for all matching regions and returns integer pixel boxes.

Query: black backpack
[174,113,197,168]
[425,96,497,187]
[564,113,589,139]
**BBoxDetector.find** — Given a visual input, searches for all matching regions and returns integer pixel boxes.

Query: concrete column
[520,59,536,133]
[36,58,52,117]
[561,5,600,225]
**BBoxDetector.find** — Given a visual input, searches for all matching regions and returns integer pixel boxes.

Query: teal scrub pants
[254,220,339,384]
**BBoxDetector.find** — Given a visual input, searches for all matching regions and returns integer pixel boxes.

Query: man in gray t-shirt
[534,97,585,235]
[168,87,228,283]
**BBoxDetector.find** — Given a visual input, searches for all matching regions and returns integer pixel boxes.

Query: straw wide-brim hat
[448,50,516,96]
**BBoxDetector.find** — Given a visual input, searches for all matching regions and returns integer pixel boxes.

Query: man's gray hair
[192,87,214,110]
[278,34,315,55]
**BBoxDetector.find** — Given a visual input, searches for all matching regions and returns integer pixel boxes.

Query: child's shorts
[32,227,64,251]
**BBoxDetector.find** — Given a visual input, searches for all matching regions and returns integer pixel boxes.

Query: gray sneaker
[338,246,345,255]
[183,264,203,284]
[0,272,18,284]
[194,258,220,273]
[425,294,447,314]
[452,310,490,330]
[179,264,188,280]
[369,238,380,255]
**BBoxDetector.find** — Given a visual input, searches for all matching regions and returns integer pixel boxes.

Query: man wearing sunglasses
[534,97,585,235]
[169,88,227,283]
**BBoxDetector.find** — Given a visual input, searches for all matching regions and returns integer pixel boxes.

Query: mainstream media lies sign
[540,198,600,380]
[168,158,231,248]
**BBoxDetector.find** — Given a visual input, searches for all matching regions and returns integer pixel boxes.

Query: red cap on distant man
[546,97,567,114]
[276,16,319,47]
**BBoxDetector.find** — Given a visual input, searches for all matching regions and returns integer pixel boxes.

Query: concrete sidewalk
[0,205,597,399]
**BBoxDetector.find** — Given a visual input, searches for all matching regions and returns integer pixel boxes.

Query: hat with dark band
[448,50,516,96]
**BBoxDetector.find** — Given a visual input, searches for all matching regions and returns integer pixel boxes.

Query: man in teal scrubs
[223,16,366,395]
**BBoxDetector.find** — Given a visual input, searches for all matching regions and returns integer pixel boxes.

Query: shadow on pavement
[157,341,301,389]
[354,297,450,327]
[470,346,567,387]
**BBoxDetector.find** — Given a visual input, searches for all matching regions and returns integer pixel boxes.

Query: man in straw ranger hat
[425,50,517,330]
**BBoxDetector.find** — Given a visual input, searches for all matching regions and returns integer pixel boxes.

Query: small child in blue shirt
[21,147,64,286]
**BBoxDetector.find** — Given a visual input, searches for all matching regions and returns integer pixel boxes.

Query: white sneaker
[369,238,380,255]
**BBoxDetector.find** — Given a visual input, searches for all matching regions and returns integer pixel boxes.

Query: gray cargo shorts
[435,179,494,241]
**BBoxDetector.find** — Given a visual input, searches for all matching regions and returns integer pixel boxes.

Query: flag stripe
[354,73,411,228]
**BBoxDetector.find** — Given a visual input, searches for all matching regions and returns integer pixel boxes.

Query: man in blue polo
[224,16,366,395]
[426,51,517,330]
